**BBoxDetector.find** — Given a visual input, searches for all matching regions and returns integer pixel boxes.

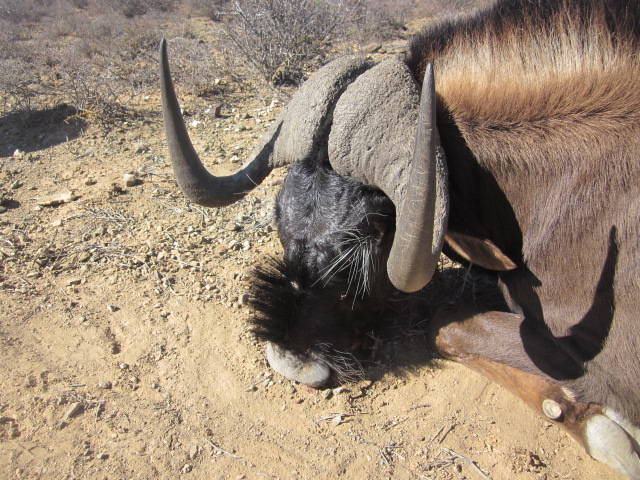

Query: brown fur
[409,0,640,174]
[407,0,640,431]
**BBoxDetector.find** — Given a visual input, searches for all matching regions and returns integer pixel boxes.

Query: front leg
[430,304,640,480]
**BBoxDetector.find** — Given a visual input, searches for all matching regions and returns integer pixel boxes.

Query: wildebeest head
[160,40,449,386]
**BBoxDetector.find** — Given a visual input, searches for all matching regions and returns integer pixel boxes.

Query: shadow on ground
[0,104,87,158]
[364,265,507,379]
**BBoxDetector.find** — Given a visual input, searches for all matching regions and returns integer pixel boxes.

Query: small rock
[181,464,192,474]
[358,380,373,390]
[84,178,96,186]
[189,444,199,460]
[96,453,109,460]
[106,305,119,312]
[62,402,83,421]
[134,142,148,154]
[65,278,82,287]
[225,221,239,232]
[78,251,91,262]
[322,389,333,400]
[97,381,112,390]
[109,183,124,196]
[119,363,129,370]
[123,173,137,187]
[365,43,382,53]
[37,191,78,207]
[238,293,250,305]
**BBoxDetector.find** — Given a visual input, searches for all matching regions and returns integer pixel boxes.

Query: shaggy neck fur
[407,0,640,177]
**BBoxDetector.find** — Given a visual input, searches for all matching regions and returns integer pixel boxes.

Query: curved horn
[160,39,280,207]
[328,60,448,293]
[387,64,447,292]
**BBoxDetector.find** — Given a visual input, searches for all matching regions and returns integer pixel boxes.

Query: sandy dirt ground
[0,52,625,480]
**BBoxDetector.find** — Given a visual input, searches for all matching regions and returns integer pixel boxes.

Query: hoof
[584,412,640,480]
[265,342,330,388]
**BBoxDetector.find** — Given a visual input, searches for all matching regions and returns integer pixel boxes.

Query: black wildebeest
[160,0,640,476]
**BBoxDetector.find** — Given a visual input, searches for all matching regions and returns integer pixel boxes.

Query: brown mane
[407,0,640,175]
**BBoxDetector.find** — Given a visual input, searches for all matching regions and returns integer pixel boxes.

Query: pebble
[97,381,112,389]
[36,191,78,207]
[123,173,137,187]
[133,142,148,154]
[62,402,83,421]
[181,464,192,474]
[189,444,199,460]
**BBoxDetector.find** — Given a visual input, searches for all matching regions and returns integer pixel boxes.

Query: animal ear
[445,231,517,271]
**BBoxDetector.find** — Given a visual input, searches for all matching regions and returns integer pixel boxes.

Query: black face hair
[248,151,397,370]
[248,256,306,347]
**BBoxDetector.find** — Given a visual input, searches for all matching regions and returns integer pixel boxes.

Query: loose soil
[0,51,624,480]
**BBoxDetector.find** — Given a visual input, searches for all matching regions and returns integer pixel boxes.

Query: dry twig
[442,447,493,480]
[205,439,240,458]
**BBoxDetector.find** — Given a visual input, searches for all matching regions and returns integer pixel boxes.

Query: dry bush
[188,0,231,21]
[106,0,179,18]
[344,0,414,42]
[415,0,494,20]
[0,1,169,126]
[0,0,50,23]
[222,0,348,85]
[164,37,228,98]
[0,59,37,113]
